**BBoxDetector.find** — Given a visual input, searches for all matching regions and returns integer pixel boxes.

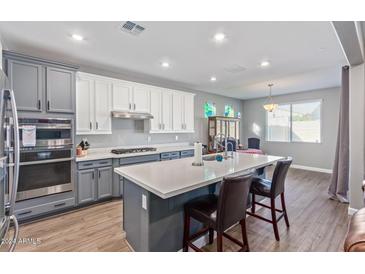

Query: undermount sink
[203,153,233,161]
[203,155,217,161]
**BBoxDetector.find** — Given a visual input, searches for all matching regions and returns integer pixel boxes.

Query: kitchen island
[114,152,284,251]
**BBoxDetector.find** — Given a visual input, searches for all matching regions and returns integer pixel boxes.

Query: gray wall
[241,87,340,170]
[76,66,243,148]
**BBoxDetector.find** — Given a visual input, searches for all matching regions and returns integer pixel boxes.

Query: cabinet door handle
[134,103,136,110]
[129,103,131,110]
[163,123,165,130]
[47,100,50,110]
[38,100,41,110]
[89,122,92,130]
[18,210,32,216]
[96,122,99,130]
[92,172,94,180]
[98,170,101,179]
[54,202,66,208]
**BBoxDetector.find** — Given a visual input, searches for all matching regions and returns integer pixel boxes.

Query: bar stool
[183,173,252,252]
[247,158,292,241]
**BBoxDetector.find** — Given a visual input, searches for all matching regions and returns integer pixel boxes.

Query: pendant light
[263,83,278,112]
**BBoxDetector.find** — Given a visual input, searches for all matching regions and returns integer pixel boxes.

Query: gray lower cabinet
[77,162,113,205]
[97,166,113,199]
[46,66,75,113]
[77,169,96,204]
[7,59,43,112]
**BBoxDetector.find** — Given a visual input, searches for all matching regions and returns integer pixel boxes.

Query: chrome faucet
[214,134,235,158]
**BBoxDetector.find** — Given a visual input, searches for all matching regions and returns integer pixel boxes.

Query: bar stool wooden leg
[281,193,290,227]
[271,198,280,241]
[183,211,190,252]
[251,193,256,213]
[208,228,214,244]
[217,233,223,252]
[240,219,249,251]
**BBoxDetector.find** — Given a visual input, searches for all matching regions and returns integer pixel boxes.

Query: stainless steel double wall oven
[16,118,74,201]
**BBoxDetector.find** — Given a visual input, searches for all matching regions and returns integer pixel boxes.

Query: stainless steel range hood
[111,111,153,120]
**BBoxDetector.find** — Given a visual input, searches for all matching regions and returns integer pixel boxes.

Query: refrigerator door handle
[8,90,20,216]
[8,215,19,252]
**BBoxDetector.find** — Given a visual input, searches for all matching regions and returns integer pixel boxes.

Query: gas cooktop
[111,147,157,154]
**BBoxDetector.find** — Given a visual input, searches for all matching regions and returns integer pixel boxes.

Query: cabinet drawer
[77,159,112,170]
[15,198,75,220]
[170,151,180,157]
[119,154,160,166]
[161,151,180,159]
[180,150,194,158]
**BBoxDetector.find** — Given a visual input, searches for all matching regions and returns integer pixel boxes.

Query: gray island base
[123,178,219,251]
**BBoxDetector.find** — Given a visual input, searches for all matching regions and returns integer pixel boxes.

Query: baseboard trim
[348,207,358,216]
[291,164,332,174]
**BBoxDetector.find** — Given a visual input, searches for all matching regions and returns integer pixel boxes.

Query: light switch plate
[147,135,151,144]
[142,194,147,210]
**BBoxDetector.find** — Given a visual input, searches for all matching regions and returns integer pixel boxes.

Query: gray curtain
[328,66,350,203]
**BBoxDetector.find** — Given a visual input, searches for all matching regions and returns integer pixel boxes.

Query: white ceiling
[0,21,346,99]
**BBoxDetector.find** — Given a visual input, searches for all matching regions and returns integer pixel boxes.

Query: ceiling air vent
[121,21,145,35]
[224,64,247,73]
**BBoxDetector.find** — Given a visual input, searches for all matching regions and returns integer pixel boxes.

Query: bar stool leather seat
[250,178,272,196]
[185,194,218,228]
[247,158,292,241]
[183,174,253,252]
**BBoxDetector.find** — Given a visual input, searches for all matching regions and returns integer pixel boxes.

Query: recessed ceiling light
[161,62,170,68]
[260,60,270,67]
[71,34,84,41]
[213,32,226,42]
[210,76,217,82]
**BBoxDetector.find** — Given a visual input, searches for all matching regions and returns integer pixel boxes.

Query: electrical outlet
[175,135,178,141]
[142,194,147,210]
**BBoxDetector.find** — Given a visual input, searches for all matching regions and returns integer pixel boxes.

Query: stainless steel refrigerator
[0,66,20,252]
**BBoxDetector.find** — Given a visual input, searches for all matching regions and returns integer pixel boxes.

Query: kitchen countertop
[75,143,195,162]
[114,152,284,199]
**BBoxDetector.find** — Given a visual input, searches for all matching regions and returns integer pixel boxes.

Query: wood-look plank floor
[204,167,349,252]
[15,167,349,252]
[15,200,131,252]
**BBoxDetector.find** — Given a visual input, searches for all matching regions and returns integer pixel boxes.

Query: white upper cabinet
[76,72,194,135]
[161,90,173,131]
[111,80,132,111]
[94,79,112,134]
[183,93,195,132]
[132,84,150,113]
[149,89,194,133]
[172,92,184,131]
[150,88,162,132]
[112,81,150,113]
[76,72,112,135]
[76,75,93,134]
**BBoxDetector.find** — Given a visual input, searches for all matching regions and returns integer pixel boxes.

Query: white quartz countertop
[114,152,285,199]
[75,144,195,162]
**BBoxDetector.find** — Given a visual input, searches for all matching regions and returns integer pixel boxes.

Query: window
[266,100,321,143]
[266,104,291,142]
[204,102,216,118]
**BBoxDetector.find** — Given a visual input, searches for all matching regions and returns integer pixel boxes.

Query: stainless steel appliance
[0,67,20,252]
[16,118,74,201]
[111,147,157,154]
